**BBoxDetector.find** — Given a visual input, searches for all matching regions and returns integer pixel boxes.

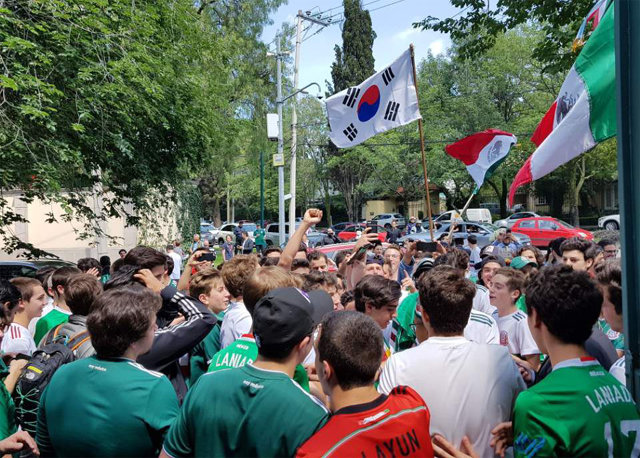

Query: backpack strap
[67,331,90,352]
[43,324,65,346]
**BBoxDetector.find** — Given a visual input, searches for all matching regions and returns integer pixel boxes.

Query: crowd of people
[0,208,634,457]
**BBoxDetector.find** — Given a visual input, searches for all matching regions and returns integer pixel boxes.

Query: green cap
[510,256,538,270]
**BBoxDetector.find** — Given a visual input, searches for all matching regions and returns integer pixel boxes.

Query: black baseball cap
[253,287,333,349]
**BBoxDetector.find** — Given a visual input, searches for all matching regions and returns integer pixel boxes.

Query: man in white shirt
[166,245,183,282]
[218,255,259,348]
[378,265,525,457]
[4,278,47,356]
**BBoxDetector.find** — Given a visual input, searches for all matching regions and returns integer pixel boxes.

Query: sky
[263,0,462,95]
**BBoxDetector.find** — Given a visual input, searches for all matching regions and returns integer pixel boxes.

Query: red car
[511,217,593,247]
[338,224,387,242]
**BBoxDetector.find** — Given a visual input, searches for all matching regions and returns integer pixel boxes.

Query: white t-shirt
[610,356,626,385]
[168,251,182,280]
[496,310,540,357]
[473,285,497,316]
[2,323,36,356]
[219,301,252,349]
[378,336,526,457]
[465,310,500,345]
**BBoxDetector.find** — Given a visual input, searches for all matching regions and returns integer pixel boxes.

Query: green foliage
[177,185,203,244]
[414,0,597,73]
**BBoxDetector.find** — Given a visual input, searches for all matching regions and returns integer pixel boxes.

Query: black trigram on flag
[343,123,358,141]
[384,101,400,121]
[342,87,360,108]
[382,67,395,86]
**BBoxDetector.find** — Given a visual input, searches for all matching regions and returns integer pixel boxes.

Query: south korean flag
[325,48,422,148]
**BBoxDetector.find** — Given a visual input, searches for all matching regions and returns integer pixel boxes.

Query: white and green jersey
[513,357,640,457]
[610,356,626,386]
[497,310,539,357]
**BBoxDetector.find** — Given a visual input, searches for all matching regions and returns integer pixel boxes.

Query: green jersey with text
[207,334,310,392]
[163,364,328,457]
[189,311,225,386]
[513,357,640,457]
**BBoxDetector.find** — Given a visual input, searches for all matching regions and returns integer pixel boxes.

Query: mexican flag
[509,1,615,206]
[445,129,517,189]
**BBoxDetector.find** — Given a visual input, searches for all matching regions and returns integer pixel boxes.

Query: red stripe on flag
[508,156,534,207]
[445,129,514,166]
[530,101,557,147]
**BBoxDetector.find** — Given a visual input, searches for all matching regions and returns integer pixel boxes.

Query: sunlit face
[480,262,502,285]
[325,285,342,311]
[150,264,167,283]
[489,274,518,309]
[383,248,401,272]
[364,263,384,276]
[366,300,398,329]
[23,285,47,320]
[310,258,328,272]
[562,249,593,271]
[202,281,230,314]
[520,249,537,264]
[373,245,384,256]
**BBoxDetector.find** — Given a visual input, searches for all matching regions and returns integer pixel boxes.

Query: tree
[414,0,597,73]
[327,0,377,222]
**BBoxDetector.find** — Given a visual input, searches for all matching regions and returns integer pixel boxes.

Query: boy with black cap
[162,288,332,457]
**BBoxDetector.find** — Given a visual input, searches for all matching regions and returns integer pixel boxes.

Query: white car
[370,213,406,229]
[210,223,257,245]
[494,211,540,228]
[598,214,620,230]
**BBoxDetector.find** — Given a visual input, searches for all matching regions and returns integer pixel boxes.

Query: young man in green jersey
[491,265,640,457]
[162,287,332,457]
[37,285,179,456]
[33,266,81,345]
[187,268,229,385]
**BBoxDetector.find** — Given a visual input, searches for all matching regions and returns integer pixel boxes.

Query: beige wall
[1,191,177,263]
[363,193,440,220]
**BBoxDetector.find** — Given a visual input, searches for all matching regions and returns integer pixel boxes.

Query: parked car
[338,224,387,242]
[0,259,76,281]
[370,213,406,229]
[465,208,492,224]
[398,222,531,248]
[264,222,306,246]
[511,217,593,247]
[598,214,620,230]
[329,222,360,233]
[494,211,540,228]
[210,222,257,245]
[434,210,463,223]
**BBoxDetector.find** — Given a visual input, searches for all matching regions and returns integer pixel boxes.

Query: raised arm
[278,209,323,270]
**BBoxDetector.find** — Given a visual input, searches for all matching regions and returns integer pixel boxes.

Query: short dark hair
[123,246,168,270]
[51,266,82,291]
[417,265,475,335]
[10,277,43,303]
[548,237,567,257]
[103,264,139,290]
[354,275,401,312]
[517,245,544,266]
[77,257,101,273]
[340,290,354,307]
[467,235,478,245]
[303,271,338,292]
[526,265,602,345]
[560,237,596,260]
[433,248,469,272]
[87,285,161,358]
[260,257,280,267]
[494,268,525,300]
[307,250,328,263]
[65,274,103,316]
[118,249,127,255]
[291,258,310,270]
[165,255,174,276]
[334,250,350,269]
[596,259,622,315]
[0,280,21,320]
[597,239,617,249]
[318,311,383,390]
[263,246,282,257]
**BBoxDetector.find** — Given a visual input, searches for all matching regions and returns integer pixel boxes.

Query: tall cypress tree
[330,0,376,92]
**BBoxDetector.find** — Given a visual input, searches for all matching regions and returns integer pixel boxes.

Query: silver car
[494,212,540,228]
[398,222,531,248]
[210,223,257,245]
[370,213,406,229]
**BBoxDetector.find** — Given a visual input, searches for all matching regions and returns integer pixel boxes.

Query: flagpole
[446,186,478,242]
[410,44,435,241]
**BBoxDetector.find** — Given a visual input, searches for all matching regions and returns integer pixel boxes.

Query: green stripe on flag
[482,154,509,184]
[575,2,616,143]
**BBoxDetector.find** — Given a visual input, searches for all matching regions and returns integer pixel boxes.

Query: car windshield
[480,223,499,231]
[556,219,574,229]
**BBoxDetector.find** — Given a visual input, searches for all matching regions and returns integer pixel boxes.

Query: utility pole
[288,11,330,236]
[276,35,286,246]
[260,151,264,228]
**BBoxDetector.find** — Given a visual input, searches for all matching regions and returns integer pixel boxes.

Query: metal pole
[409,44,435,241]
[289,11,303,237]
[615,0,640,401]
[446,188,477,242]
[260,151,265,228]
[276,36,286,246]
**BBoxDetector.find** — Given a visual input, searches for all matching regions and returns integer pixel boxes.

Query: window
[222,225,233,232]
[517,220,536,229]
[538,220,558,231]
[511,213,525,220]
[536,195,548,205]
[268,225,279,233]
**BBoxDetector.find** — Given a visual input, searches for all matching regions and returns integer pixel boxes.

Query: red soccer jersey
[296,386,434,458]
